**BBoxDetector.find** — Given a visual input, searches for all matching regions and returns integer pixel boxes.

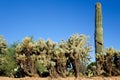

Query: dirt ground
[0,76,120,80]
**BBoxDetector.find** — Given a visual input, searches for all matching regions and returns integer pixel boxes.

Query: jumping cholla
[66,34,91,77]
[15,34,91,77]
[0,36,7,54]
[15,37,36,76]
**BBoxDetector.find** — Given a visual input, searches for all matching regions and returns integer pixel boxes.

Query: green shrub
[35,61,48,77]
[0,36,17,77]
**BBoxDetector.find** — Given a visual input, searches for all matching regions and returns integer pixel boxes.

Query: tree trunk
[70,58,80,77]
[24,50,36,77]
[49,66,58,78]
[56,59,66,77]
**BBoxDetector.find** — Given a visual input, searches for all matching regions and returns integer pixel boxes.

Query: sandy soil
[0,76,120,80]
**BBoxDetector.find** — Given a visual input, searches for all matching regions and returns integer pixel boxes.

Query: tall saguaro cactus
[94,2,104,75]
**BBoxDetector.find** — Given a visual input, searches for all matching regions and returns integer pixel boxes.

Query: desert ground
[0,76,120,80]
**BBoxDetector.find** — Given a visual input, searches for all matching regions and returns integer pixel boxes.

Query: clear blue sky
[0,0,120,61]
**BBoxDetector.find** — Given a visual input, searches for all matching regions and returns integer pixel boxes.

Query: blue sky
[0,0,120,61]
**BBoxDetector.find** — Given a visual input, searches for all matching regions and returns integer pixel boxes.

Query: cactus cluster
[1,2,120,78]
[15,34,91,77]
[96,47,120,76]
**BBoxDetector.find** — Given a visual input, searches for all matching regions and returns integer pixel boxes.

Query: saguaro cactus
[94,2,104,75]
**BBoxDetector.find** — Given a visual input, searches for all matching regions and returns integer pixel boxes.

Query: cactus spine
[95,2,104,75]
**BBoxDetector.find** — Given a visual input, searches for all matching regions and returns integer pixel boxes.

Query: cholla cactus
[104,47,120,76]
[106,47,115,56]
[32,39,47,55]
[68,34,90,59]
[96,47,120,76]
[15,37,36,76]
[0,35,7,65]
[0,36,7,54]
[96,52,104,64]
[95,52,104,75]
[35,39,68,78]
[53,46,68,77]
[66,34,91,77]
[46,39,56,55]
[15,34,91,78]
[104,48,115,76]
[34,39,58,77]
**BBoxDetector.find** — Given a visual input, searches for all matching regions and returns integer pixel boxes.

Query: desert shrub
[0,36,17,77]
[3,48,17,77]
[0,35,8,76]
[35,60,49,77]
